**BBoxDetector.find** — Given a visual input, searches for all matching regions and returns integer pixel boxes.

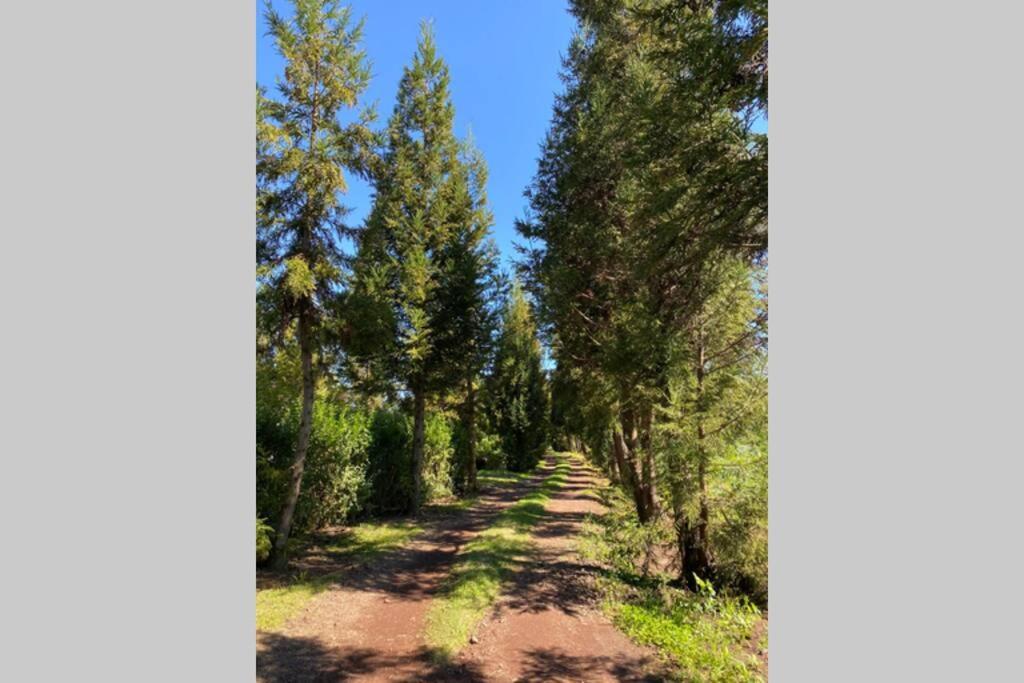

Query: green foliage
[425,457,569,660]
[612,595,763,683]
[477,432,504,470]
[295,402,372,530]
[257,518,275,565]
[579,492,765,682]
[514,0,768,599]
[423,411,454,500]
[257,0,377,566]
[488,283,550,471]
[364,408,413,513]
[258,0,375,347]
[256,348,374,536]
[363,408,454,513]
[256,392,371,536]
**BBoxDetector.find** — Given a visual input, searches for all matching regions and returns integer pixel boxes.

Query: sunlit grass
[320,520,422,558]
[424,456,570,660]
[477,468,532,487]
[256,519,422,632]
[577,498,765,682]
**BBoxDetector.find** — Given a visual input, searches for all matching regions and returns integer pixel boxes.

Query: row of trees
[519,0,767,594]
[257,0,548,569]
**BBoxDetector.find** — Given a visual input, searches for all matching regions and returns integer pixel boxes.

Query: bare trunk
[271,307,315,571]
[411,386,426,513]
[639,406,658,518]
[614,422,651,524]
[689,338,712,581]
[464,375,478,492]
[607,435,620,484]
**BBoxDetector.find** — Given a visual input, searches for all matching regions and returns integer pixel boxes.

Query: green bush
[423,412,454,500]
[365,409,413,513]
[256,386,372,536]
[256,517,274,564]
[478,432,504,470]
[292,402,372,531]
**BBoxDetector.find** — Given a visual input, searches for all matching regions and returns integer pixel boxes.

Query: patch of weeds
[320,519,422,559]
[256,519,422,632]
[256,572,333,632]
[424,456,570,660]
[579,494,766,683]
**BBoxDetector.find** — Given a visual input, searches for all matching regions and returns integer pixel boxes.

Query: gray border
[1,1,254,680]
[3,0,1023,679]
[771,0,1022,679]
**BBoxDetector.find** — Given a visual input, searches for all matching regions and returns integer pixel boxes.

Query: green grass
[577,501,766,683]
[320,519,422,558]
[609,593,763,682]
[477,468,532,487]
[424,456,571,660]
[256,519,422,632]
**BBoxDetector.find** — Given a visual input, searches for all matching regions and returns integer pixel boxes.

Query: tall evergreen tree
[347,23,464,511]
[257,0,374,569]
[432,141,501,491]
[518,0,767,536]
[488,282,550,472]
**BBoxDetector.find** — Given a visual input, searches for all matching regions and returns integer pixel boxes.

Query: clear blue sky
[257,0,579,272]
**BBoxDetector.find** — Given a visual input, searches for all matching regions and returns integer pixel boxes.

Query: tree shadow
[514,647,665,682]
[257,633,489,682]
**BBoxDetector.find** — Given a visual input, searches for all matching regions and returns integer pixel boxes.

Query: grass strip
[576,491,765,683]
[424,455,571,660]
[256,519,422,632]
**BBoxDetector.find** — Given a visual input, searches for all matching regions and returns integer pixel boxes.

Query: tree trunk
[411,385,426,513]
[464,375,478,492]
[607,435,620,484]
[639,406,658,518]
[689,338,712,581]
[271,307,315,571]
[614,424,650,523]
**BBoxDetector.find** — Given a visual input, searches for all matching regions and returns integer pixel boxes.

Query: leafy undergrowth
[256,519,422,632]
[424,454,571,660]
[578,492,766,683]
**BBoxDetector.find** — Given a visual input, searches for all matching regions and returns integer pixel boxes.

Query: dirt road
[256,455,663,682]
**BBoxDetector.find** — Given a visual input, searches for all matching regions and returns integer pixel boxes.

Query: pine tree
[517,0,768,538]
[257,0,374,569]
[488,283,549,472]
[432,140,501,491]
[347,23,463,511]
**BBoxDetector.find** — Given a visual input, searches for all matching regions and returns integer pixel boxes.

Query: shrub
[365,409,413,514]
[422,412,454,500]
[478,432,504,470]
[256,517,274,564]
[292,402,372,531]
[256,393,372,536]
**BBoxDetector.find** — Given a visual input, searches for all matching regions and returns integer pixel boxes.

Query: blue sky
[257,1,766,273]
[257,0,578,272]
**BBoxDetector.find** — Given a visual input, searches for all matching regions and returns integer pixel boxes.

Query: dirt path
[456,455,664,682]
[257,455,664,681]
[257,466,548,682]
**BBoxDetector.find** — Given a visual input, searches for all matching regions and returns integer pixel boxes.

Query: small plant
[256,517,274,564]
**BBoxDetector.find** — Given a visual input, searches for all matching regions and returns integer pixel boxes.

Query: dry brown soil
[256,456,665,682]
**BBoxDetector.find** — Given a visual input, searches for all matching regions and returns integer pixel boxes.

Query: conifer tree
[488,283,549,472]
[347,23,464,511]
[432,141,501,491]
[257,0,374,569]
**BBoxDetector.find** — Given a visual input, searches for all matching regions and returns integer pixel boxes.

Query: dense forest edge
[257,0,766,679]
